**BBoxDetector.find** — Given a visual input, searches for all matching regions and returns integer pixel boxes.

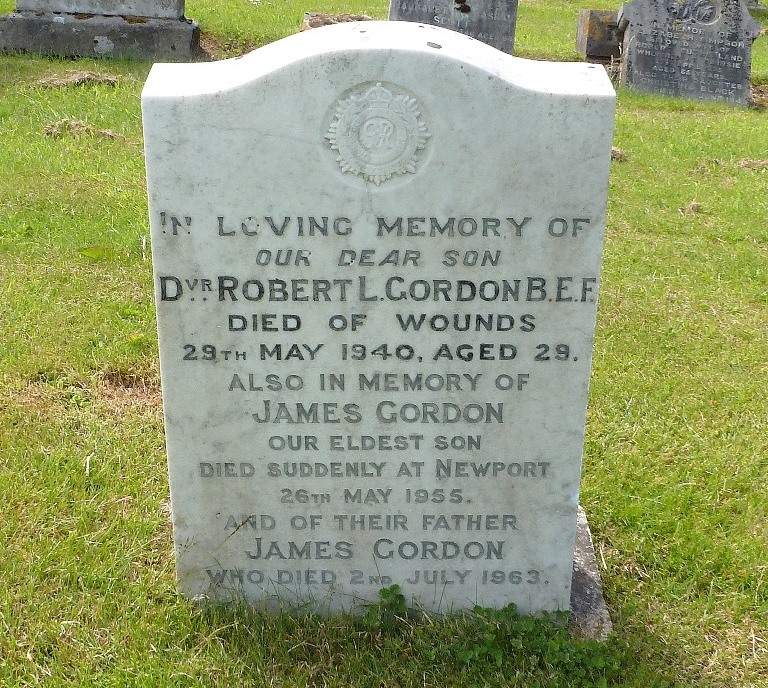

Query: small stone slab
[17,0,184,20]
[618,0,761,104]
[576,9,620,60]
[388,0,519,53]
[0,11,199,59]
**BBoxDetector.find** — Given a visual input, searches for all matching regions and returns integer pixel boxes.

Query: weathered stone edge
[569,505,613,641]
[0,11,200,60]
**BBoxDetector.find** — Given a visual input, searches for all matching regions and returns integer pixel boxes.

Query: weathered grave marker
[576,9,621,61]
[0,0,198,59]
[142,21,615,615]
[618,0,761,104]
[388,0,519,53]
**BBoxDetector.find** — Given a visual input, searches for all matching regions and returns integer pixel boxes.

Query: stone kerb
[142,21,616,616]
[0,0,197,58]
[17,0,184,19]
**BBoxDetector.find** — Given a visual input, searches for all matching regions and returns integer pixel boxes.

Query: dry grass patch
[300,12,373,29]
[691,156,767,174]
[679,200,704,215]
[95,369,162,419]
[43,118,131,143]
[198,31,264,59]
[736,157,768,170]
[35,71,118,88]
[8,369,162,421]
[751,84,768,109]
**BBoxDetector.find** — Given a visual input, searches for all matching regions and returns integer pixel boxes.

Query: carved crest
[326,83,431,185]
[666,0,720,24]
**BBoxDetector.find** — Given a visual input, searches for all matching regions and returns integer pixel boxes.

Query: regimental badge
[325,83,431,186]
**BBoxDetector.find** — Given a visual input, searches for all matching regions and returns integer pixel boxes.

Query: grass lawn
[0,0,767,685]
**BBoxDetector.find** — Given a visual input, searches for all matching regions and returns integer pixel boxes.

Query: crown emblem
[366,84,394,104]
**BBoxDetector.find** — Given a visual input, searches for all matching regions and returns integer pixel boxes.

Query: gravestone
[388,0,519,53]
[142,21,615,616]
[618,0,761,104]
[576,9,621,61]
[0,0,198,59]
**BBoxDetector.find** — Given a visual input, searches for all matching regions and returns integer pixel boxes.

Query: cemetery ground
[0,0,767,685]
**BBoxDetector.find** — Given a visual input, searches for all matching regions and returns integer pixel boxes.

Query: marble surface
[143,21,615,615]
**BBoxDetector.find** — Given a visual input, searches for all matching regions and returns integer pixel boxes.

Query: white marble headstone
[142,21,615,615]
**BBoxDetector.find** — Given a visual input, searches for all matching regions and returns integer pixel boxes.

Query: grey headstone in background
[388,0,519,53]
[618,0,761,105]
[0,0,198,59]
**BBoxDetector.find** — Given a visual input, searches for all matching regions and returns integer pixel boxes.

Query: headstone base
[0,11,199,60]
[569,506,612,640]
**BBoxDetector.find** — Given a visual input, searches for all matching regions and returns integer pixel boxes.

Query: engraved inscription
[619,0,760,104]
[388,0,520,52]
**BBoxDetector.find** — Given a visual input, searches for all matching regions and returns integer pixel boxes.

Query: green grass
[1,0,768,686]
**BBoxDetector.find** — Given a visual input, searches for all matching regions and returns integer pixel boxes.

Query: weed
[451,605,624,687]
[360,584,409,633]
